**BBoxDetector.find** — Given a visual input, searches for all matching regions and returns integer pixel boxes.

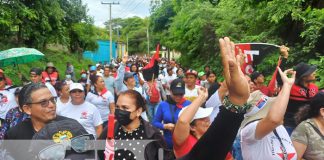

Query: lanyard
[273,129,288,160]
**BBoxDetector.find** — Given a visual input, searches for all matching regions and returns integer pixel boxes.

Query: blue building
[83,40,117,64]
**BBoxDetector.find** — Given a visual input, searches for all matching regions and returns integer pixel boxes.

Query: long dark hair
[89,75,102,95]
[295,91,324,124]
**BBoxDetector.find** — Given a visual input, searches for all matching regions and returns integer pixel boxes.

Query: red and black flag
[235,43,279,74]
[142,44,160,81]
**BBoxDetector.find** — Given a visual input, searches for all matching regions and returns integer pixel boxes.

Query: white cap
[179,107,213,122]
[69,83,84,92]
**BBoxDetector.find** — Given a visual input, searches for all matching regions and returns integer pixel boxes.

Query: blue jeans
[146,102,159,122]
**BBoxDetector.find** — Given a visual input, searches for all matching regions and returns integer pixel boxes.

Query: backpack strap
[307,122,324,140]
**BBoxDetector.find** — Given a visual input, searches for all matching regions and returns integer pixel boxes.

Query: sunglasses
[28,97,57,108]
[0,77,4,81]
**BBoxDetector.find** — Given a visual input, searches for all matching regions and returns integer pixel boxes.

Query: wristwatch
[223,96,252,114]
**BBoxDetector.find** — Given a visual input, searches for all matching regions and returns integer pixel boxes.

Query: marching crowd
[0,37,323,160]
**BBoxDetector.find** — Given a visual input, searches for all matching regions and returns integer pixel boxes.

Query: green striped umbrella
[0,48,44,67]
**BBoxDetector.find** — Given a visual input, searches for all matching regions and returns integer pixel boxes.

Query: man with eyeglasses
[57,83,103,137]
[4,83,83,160]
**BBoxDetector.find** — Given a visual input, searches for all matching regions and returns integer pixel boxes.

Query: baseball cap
[179,107,213,122]
[124,72,135,81]
[170,78,185,95]
[185,69,198,77]
[89,66,96,71]
[198,71,205,77]
[30,67,43,75]
[69,83,84,92]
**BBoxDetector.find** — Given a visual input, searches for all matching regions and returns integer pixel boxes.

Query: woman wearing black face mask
[98,90,170,160]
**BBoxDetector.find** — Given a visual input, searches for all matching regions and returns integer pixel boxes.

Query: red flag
[142,44,160,81]
[235,43,279,74]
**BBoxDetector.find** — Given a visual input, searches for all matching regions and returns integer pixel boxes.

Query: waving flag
[235,43,279,74]
[142,44,160,81]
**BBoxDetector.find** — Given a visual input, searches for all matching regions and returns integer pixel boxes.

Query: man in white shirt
[184,69,200,102]
[57,83,103,137]
[102,66,116,96]
[162,67,177,99]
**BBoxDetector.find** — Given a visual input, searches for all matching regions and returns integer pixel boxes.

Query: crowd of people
[0,37,323,160]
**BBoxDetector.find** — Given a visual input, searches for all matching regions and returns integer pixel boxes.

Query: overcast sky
[83,0,151,27]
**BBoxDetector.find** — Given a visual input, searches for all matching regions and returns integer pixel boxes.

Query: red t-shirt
[173,134,197,158]
[173,134,234,159]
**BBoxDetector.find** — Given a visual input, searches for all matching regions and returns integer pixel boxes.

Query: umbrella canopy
[0,48,44,67]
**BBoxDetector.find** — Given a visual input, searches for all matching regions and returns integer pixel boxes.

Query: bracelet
[222,96,252,114]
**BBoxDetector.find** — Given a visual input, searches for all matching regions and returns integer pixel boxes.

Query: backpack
[147,82,160,104]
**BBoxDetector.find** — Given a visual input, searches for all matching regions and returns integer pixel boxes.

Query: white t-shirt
[241,121,297,160]
[162,74,177,95]
[0,88,18,119]
[205,90,222,122]
[57,101,103,137]
[184,85,200,102]
[56,97,71,115]
[85,91,115,122]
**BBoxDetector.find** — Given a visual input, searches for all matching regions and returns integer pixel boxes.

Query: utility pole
[101,1,119,61]
[147,27,150,55]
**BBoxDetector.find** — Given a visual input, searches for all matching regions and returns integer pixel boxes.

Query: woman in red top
[42,62,59,86]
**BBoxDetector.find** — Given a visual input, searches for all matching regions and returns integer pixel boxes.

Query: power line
[119,0,146,19]
[117,0,136,16]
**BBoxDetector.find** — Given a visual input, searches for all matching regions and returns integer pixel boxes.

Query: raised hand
[122,55,128,64]
[197,87,208,100]
[277,67,295,86]
[279,45,289,58]
[219,37,249,105]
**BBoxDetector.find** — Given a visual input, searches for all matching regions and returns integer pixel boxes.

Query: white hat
[69,83,84,92]
[179,107,213,122]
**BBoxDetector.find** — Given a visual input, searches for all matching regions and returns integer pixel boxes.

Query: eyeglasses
[28,97,57,108]
[70,90,83,93]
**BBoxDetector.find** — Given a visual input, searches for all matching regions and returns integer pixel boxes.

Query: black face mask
[115,109,133,126]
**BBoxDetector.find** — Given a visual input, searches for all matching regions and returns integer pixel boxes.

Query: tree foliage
[0,0,97,53]
[104,17,150,55]
[150,0,324,88]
